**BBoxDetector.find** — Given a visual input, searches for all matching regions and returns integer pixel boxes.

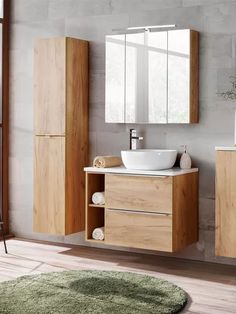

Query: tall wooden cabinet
[33,37,88,235]
[216,149,236,257]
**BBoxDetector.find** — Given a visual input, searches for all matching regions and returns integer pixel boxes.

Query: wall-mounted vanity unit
[105,28,199,124]
[215,147,236,258]
[84,167,198,252]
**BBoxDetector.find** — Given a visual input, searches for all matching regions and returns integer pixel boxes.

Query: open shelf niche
[85,172,105,242]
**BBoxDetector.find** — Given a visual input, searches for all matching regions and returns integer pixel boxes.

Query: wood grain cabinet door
[34,136,65,235]
[105,174,172,214]
[34,38,66,135]
[216,151,236,257]
[105,209,173,252]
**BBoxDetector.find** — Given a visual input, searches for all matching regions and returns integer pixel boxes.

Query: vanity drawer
[105,209,173,252]
[105,174,172,214]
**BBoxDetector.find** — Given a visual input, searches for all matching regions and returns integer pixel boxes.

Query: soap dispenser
[180,145,192,169]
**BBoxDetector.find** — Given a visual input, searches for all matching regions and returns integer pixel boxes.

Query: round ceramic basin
[121,149,177,171]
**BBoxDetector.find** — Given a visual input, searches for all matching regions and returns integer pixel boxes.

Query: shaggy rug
[0,270,187,314]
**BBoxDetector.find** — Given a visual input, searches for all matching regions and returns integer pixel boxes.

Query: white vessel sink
[121,149,177,171]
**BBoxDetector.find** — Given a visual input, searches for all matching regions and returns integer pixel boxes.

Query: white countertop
[84,166,198,176]
[215,146,236,151]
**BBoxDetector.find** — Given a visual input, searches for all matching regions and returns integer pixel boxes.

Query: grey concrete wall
[9,0,236,265]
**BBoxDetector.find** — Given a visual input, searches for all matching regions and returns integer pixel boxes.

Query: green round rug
[0,270,187,314]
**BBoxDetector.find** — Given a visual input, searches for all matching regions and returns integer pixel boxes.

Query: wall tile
[11,0,49,22]
[11,20,65,50]
[129,6,204,31]
[111,0,183,14]
[65,14,129,42]
[49,0,112,19]
[183,0,235,7]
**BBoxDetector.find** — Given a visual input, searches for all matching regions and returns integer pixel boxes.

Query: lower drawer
[105,209,173,252]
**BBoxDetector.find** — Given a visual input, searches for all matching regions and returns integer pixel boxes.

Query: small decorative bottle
[180,145,192,169]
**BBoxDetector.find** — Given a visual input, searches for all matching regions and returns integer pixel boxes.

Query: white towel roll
[92,227,105,241]
[93,156,122,168]
[92,192,105,205]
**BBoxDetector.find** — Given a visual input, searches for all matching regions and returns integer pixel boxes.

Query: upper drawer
[105,174,172,214]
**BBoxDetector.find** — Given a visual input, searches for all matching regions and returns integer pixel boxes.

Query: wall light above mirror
[105,27,199,124]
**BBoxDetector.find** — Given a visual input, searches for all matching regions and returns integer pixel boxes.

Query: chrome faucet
[129,129,143,150]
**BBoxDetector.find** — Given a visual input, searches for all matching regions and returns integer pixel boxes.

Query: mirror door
[168,29,190,123]
[105,34,125,123]
[148,31,168,123]
[125,32,146,123]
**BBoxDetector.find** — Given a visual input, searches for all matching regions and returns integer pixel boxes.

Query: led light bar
[127,24,176,31]
[112,24,177,33]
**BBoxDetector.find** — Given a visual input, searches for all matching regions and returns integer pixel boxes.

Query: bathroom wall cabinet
[105,29,199,124]
[84,168,198,252]
[216,148,236,257]
[34,37,88,235]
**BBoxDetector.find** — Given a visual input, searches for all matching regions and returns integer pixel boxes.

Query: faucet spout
[129,129,144,150]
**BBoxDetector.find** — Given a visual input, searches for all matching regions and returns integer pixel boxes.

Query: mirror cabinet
[105,29,199,124]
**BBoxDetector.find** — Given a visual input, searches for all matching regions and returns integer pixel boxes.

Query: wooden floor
[0,238,235,313]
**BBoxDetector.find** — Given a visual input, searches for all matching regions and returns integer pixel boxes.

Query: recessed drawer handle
[36,134,65,138]
[106,174,169,179]
[106,208,171,216]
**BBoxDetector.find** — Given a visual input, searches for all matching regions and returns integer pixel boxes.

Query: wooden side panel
[172,172,198,251]
[190,30,199,123]
[34,38,66,135]
[34,136,65,235]
[105,174,173,214]
[65,38,89,234]
[216,151,236,257]
[105,209,173,252]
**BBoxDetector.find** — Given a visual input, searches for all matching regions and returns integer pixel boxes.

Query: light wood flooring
[0,238,235,314]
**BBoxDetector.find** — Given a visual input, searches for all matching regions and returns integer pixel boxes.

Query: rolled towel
[92,227,105,241]
[92,192,105,205]
[93,156,122,168]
